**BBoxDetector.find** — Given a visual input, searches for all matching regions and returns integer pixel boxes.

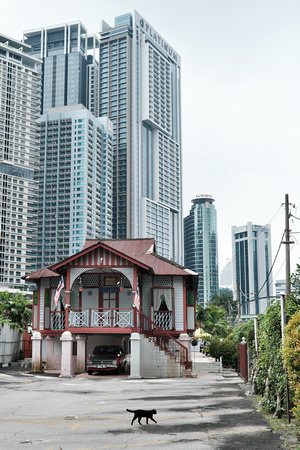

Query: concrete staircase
[140,335,183,378]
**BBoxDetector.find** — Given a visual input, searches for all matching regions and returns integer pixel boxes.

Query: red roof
[25,239,198,279]
[22,266,60,281]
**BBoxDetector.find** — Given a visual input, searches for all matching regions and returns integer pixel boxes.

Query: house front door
[100,292,119,327]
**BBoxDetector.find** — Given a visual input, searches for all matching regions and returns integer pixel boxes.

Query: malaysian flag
[133,278,140,310]
[54,276,64,307]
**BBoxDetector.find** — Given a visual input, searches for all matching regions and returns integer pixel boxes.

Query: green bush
[283,309,300,421]
[209,338,221,359]
[219,339,237,368]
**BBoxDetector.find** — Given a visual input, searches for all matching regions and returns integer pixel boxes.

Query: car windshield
[93,347,120,356]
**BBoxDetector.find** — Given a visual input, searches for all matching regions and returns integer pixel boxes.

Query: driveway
[0,354,284,449]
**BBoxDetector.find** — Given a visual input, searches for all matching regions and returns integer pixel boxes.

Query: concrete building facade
[0,33,42,293]
[232,222,273,316]
[23,22,99,116]
[184,195,219,307]
[37,105,113,267]
[99,11,182,263]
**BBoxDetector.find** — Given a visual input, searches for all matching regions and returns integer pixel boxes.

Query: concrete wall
[0,323,22,364]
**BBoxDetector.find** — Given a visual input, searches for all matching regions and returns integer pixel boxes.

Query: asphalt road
[0,356,283,450]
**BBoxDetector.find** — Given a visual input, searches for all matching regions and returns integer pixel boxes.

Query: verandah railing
[49,308,134,330]
[139,312,190,370]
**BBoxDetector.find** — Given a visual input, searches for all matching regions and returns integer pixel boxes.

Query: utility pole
[236,280,240,323]
[285,193,291,296]
[283,194,292,423]
[228,300,232,327]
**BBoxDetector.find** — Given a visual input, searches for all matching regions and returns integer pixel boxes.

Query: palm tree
[204,305,229,338]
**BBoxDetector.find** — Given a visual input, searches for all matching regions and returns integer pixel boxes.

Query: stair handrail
[139,312,190,370]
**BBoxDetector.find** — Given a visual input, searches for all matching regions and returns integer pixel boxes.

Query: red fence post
[237,341,248,380]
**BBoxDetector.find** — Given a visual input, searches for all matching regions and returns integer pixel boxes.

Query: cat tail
[126,409,134,413]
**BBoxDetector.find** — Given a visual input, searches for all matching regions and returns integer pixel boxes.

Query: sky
[2,0,300,287]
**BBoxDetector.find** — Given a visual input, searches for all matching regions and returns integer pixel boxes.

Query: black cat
[126,408,157,425]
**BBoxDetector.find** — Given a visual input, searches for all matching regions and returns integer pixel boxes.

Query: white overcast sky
[2,0,300,285]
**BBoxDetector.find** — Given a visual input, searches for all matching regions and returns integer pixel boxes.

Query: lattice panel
[154,311,172,330]
[51,278,60,287]
[153,276,172,287]
[82,274,99,287]
[51,312,65,330]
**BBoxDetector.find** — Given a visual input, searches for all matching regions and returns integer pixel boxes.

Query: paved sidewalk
[191,350,239,378]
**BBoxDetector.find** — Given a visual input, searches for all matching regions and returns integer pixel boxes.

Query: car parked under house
[24,238,198,378]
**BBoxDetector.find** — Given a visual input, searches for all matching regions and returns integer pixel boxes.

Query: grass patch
[250,394,300,449]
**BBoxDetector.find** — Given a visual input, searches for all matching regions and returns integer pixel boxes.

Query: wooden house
[24,239,198,377]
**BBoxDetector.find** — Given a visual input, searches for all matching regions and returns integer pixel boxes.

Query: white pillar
[31,331,43,372]
[129,332,141,379]
[46,336,56,370]
[60,331,74,377]
[179,333,191,362]
[76,335,87,373]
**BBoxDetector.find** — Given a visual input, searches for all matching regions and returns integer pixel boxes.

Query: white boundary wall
[0,323,22,364]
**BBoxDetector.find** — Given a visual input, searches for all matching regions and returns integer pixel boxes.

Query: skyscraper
[0,33,42,292]
[232,222,273,316]
[184,195,219,307]
[23,22,112,267]
[99,11,182,262]
[37,105,113,267]
[23,22,99,115]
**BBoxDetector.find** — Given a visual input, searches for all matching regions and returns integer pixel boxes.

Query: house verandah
[24,238,198,378]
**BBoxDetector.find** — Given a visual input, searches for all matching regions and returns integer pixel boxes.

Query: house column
[129,332,141,379]
[46,336,55,370]
[60,331,74,377]
[76,335,87,373]
[31,331,43,372]
[179,333,191,364]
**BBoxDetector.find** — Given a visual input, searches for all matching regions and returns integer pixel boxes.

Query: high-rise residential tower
[0,33,42,292]
[23,22,99,115]
[184,195,219,307]
[23,22,112,268]
[232,222,273,316]
[37,105,113,267]
[99,11,182,262]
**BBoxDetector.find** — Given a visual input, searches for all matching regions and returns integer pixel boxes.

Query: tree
[0,292,32,329]
[211,288,237,324]
[195,303,205,326]
[204,305,229,338]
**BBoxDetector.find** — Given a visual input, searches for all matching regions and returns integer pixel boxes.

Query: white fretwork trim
[114,267,134,287]
[70,268,90,288]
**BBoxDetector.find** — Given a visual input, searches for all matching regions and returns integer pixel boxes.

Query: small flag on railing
[133,278,140,310]
[54,276,64,307]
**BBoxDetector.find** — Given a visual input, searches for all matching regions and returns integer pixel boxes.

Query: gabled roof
[24,238,198,280]
[22,266,60,281]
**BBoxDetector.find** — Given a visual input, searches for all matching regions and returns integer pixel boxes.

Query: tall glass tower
[184,195,219,307]
[23,22,99,116]
[232,222,273,316]
[37,105,113,267]
[0,33,42,292]
[99,11,182,263]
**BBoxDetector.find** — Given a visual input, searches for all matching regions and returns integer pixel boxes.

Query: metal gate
[22,329,32,358]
